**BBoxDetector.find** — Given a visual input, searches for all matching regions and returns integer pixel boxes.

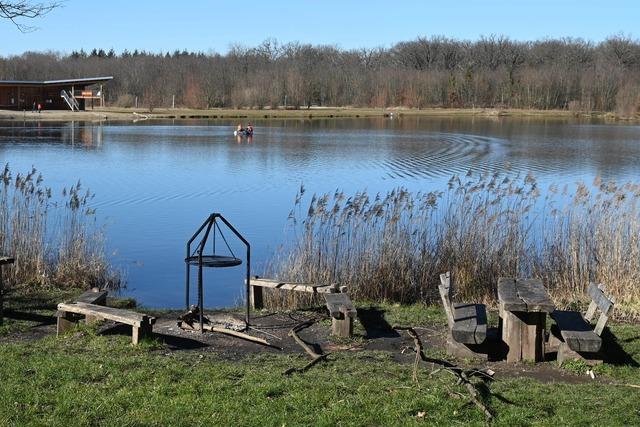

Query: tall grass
[0,164,120,291]
[268,173,640,318]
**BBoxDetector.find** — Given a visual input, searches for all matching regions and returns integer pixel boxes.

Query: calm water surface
[0,117,638,307]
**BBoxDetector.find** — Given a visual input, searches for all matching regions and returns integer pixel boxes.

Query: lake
[0,116,638,308]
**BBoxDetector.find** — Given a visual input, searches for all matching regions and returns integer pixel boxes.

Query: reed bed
[267,172,640,319]
[0,164,121,291]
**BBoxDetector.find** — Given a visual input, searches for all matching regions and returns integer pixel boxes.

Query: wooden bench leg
[250,285,264,310]
[446,334,489,360]
[331,314,353,338]
[85,314,102,325]
[132,322,153,345]
[557,342,603,366]
[56,311,76,335]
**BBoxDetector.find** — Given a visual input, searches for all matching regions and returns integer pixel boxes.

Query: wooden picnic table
[498,278,554,362]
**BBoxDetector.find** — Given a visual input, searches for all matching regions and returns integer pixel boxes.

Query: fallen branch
[177,320,281,349]
[284,321,331,375]
[393,325,494,422]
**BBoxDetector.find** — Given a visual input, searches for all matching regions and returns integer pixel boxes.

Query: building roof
[0,76,113,86]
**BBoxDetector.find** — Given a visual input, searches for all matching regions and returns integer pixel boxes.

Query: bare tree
[0,1,60,32]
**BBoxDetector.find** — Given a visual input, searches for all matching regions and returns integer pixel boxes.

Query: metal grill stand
[185,213,251,333]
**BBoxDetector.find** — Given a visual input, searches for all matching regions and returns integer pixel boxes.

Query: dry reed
[267,173,640,319]
[0,164,121,291]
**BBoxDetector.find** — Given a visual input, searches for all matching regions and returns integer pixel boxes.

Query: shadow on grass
[601,328,639,367]
[100,323,209,350]
[3,309,56,326]
[357,307,400,339]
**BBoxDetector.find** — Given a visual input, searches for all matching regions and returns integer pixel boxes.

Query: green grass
[0,330,638,426]
[1,296,639,426]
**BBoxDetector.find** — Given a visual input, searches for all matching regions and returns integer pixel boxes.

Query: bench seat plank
[451,303,487,345]
[58,302,154,327]
[249,278,338,294]
[76,289,108,305]
[551,310,602,353]
[587,283,613,316]
[324,293,357,338]
[324,293,356,318]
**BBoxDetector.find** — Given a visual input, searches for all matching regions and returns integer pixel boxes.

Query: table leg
[521,312,546,362]
[503,310,546,362]
[502,310,523,362]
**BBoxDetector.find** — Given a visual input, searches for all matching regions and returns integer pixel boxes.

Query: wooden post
[502,311,546,362]
[331,314,353,338]
[249,285,264,310]
[0,257,15,326]
[521,312,546,362]
[502,311,523,363]
[56,311,76,335]
[131,322,152,345]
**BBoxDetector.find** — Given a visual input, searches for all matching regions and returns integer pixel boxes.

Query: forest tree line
[1,36,639,114]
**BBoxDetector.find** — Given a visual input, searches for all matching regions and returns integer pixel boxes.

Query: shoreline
[0,106,638,122]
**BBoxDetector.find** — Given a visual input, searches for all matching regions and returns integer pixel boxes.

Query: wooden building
[0,76,113,111]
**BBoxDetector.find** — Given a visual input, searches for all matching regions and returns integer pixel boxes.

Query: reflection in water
[0,117,638,307]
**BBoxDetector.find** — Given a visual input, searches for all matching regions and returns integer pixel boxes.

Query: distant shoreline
[0,107,637,122]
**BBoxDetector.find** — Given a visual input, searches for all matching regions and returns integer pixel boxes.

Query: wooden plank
[502,310,523,362]
[438,272,455,328]
[57,302,151,327]
[249,285,264,310]
[56,311,77,335]
[593,312,609,337]
[324,293,356,318]
[520,312,546,362]
[587,283,614,316]
[584,300,598,323]
[324,293,356,338]
[247,278,338,294]
[451,303,487,345]
[551,310,602,353]
[516,279,555,313]
[0,256,15,265]
[498,278,526,311]
[76,289,108,305]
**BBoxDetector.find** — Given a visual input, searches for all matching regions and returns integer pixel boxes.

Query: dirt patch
[0,307,609,385]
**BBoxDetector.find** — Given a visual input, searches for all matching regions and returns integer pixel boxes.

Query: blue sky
[0,0,638,56]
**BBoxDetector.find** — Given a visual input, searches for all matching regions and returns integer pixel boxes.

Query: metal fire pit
[185,213,250,333]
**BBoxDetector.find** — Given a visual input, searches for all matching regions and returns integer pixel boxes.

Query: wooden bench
[57,296,155,345]
[0,255,15,326]
[324,293,357,338]
[247,276,345,310]
[549,283,615,365]
[439,272,488,359]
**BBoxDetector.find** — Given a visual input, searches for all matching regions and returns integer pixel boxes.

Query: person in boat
[246,122,254,136]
